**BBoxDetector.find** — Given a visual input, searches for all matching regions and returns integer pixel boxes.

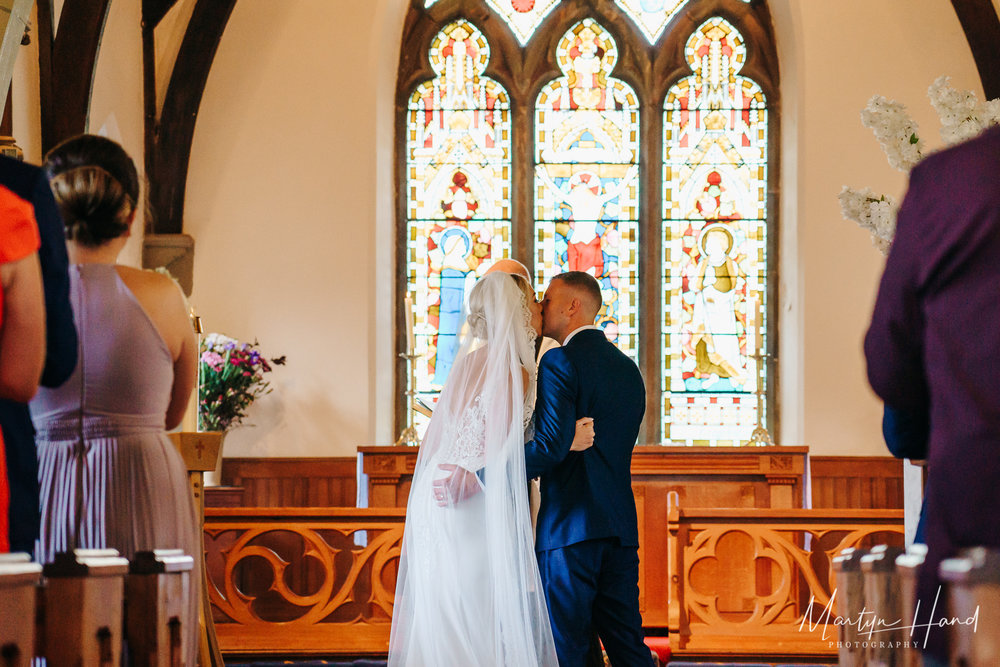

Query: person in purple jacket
[864,125,1000,666]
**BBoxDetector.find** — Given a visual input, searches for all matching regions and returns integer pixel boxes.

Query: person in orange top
[0,185,46,551]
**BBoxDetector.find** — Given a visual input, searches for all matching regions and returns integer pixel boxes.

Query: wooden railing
[203,508,405,656]
[203,504,904,660]
[667,504,904,659]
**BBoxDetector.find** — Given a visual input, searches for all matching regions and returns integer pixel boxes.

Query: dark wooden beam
[950,0,1000,100]
[36,0,112,153]
[1,86,12,136]
[143,0,180,30]
[146,0,237,234]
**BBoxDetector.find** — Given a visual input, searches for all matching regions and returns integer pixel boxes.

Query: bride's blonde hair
[466,272,530,339]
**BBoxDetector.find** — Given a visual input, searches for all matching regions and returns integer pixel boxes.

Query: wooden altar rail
[203,505,905,661]
[203,508,404,656]
[210,453,904,512]
[667,506,905,661]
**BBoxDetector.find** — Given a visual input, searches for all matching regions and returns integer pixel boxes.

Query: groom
[525,271,652,667]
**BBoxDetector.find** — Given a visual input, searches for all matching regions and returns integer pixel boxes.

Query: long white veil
[388,272,558,666]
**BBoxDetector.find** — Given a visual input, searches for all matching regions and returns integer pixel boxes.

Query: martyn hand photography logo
[799,587,980,650]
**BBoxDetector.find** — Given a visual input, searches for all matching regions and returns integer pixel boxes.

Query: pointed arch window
[662,17,769,445]
[534,19,641,358]
[398,0,779,445]
[405,19,512,416]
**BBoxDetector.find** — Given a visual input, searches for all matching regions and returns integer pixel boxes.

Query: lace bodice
[440,392,534,471]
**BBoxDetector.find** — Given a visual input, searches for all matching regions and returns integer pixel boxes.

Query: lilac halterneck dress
[30,263,199,663]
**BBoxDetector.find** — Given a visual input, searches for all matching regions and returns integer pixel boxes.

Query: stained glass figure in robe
[662,17,768,445]
[406,20,512,417]
[534,18,640,359]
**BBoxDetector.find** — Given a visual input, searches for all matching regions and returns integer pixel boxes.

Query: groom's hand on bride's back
[570,417,595,452]
[432,464,484,507]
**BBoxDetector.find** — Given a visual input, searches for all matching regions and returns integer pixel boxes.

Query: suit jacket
[525,328,645,551]
[0,156,77,553]
[865,125,1000,660]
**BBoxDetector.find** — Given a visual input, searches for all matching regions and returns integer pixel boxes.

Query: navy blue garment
[881,404,928,543]
[525,328,652,666]
[0,156,77,554]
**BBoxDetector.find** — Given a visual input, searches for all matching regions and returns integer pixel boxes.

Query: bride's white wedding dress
[388,272,558,666]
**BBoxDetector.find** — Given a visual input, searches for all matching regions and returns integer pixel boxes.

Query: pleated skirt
[36,423,200,666]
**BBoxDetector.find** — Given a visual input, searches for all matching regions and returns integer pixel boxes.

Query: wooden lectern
[168,431,225,667]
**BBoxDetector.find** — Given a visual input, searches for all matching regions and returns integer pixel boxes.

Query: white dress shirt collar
[562,324,602,346]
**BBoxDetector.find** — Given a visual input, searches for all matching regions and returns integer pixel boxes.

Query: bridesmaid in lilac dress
[29,135,199,662]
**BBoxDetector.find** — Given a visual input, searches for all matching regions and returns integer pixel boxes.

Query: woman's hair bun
[44,134,139,248]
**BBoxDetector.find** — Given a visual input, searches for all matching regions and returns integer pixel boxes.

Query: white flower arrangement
[841,76,1000,254]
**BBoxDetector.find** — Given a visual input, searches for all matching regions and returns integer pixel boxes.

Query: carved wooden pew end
[861,544,905,667]
[0,553,43,667]
[41,549,130,666]
[940,547,1000,667]
[832,546,867,667]
[126,549,195,667]
[895,543,927,667]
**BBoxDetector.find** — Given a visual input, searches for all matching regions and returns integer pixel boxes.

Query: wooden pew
[0,553,42,667]
[126,549,195,667]
[895,544,927,667]
[41,549,129,666]
[861,544,905,666]
[940,547,1000,667]
[665,506,904,661]
[832,547,867,667]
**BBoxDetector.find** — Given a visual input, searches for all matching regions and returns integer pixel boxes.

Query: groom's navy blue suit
[525,328,652,666]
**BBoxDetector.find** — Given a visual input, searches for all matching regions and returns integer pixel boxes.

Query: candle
[754,295,763,356]
[404,294,415,354]
[747,295,759,355]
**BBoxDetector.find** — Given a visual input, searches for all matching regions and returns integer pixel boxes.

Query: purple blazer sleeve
[864,165,930,411]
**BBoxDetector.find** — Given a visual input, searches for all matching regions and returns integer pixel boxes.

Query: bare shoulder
[116,265,178,294]
[115,266,190,356]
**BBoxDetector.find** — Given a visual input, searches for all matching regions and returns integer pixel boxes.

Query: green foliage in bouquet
[198,333,286,432]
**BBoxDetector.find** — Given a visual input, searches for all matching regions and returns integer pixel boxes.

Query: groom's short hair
[552,271,602,313]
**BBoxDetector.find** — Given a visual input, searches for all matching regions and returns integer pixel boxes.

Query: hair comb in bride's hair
[467,311,488,339]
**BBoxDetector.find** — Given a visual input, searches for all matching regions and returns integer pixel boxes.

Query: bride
[388,271,593,666]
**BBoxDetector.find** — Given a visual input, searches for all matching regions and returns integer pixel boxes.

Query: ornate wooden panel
[203,508,405,656]
[220,457,358,507]
[667,506,904,659]
[202,503,904,660]
[810,456,904,510]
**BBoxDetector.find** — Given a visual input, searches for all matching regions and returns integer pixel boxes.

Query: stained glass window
[615,0,690,43]
[662,17,768,445]
[400,2,777,445]
[616,0,752,44]
[534,19,640,359]
[406,20,512,419]
[485,0,561,45]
